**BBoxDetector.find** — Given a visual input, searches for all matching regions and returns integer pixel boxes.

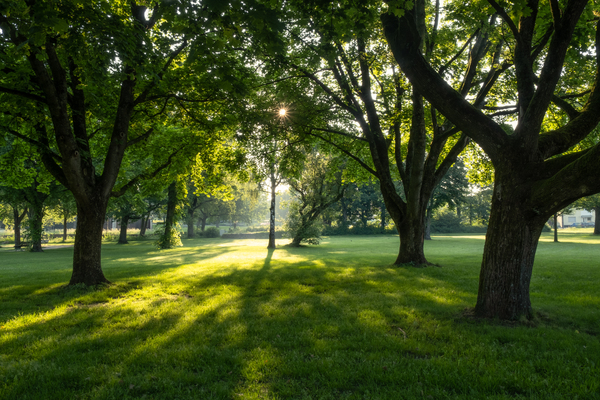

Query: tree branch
[0,86,47,104]
[305,130,377,177]
[487,0,521,42]
[381,11,507,161]
[133,39,189,106]
[126,127,154,148]
[111,145,185,197]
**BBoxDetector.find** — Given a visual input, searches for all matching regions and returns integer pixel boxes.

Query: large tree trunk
[268,170,277,249]
[290,235,303,247]
[474,181,546,320]
[594,206,600,235]
[118,215,129,244]
[70,201,110,285]
[396,211,428,265]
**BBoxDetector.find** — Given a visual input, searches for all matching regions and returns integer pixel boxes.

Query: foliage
[284,151,347,246]
[199,226,221,238]
[153,222,183,249]
[322,223,397,236]
[284,201,323,245]
[0,0,253,283]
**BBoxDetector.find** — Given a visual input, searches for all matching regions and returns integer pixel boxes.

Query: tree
[285,151,347,246]
[257,0,504,265]
[155,181,183,249]
[107,192,145,245]
[0,1,247,284]
[0,136,62,251]
[0,186,27,247]
[241,108,307,249]
[53,190,76,242]
[382,0,600,318]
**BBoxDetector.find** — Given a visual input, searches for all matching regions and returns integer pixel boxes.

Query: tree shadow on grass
[2,244,599,399]
[0,241,236,324]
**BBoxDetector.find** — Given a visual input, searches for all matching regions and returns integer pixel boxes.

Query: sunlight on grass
[1,234,599,399]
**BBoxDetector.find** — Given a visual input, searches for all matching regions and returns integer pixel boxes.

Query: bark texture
[475,178,545,319]
[70,201,110,285]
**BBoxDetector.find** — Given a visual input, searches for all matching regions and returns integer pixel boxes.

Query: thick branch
[0,86,47,104]
[538,20,600,158]
[381,11,507,161]
[531,144,600,216]
[515,0,588,143]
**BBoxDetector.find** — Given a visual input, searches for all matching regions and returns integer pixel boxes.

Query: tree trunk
[63,213,68,242]
[118,215,129,244]
[380,203,386,229]
[187,209,195,238]
[200,216,207,232]
[28,200,44,252]
[553,213,558,242]
[290,235,303,246]
[395,211,428,265]
[70,200,110,285]
[161,182,177,249]
[594,206,600,235]
[268,170,277,249]
[139,215,147,236]
[474,182,545,320]
[341,198,348,228]
[13,207,26,247]
[424,213,432,241]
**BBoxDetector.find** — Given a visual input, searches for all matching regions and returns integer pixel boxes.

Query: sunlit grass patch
[1,234,599,399]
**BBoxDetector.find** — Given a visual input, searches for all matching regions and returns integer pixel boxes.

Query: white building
[559,208,596,228]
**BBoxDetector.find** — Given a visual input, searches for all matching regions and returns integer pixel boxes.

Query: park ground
[0,232,599,399]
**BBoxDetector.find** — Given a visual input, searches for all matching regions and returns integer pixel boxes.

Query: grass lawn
[0,232,599,399]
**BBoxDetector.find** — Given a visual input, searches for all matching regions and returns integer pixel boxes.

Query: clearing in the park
[0,233,599,399]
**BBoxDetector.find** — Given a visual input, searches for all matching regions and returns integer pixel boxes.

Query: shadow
[1,236,599,399]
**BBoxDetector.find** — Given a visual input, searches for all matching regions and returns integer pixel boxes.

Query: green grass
[1,232,599,399]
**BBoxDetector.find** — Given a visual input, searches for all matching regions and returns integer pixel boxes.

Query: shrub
[203,227,221,238]
[154,223,183,249]
[429,209,463,233]
[322,223,397,236]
